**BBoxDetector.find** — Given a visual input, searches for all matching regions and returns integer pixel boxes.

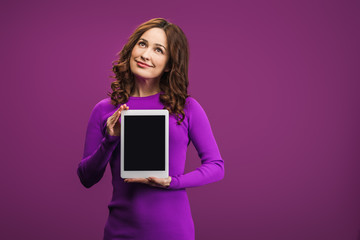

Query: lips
[136,60,152,67]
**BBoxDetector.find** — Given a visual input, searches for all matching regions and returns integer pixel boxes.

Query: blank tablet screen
[124,116,165,171]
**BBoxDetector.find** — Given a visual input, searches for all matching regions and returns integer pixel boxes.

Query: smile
[136,61,152,68]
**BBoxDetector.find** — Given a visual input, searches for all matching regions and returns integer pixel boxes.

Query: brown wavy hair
[107,18,190,125]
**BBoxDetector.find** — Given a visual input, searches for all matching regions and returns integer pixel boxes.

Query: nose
[140,48,151,61]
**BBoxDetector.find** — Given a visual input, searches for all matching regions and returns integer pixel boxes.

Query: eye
[156,48,163,54]
[139,41,146,47]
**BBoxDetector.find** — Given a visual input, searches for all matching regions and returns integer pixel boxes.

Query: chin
[132,71,161,81]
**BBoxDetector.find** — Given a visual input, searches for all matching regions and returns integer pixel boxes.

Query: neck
[131,76,161,97]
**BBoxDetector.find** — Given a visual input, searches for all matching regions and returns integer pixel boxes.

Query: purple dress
[77,92,224,240]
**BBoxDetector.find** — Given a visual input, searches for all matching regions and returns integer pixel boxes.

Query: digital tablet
[120,109,169,179]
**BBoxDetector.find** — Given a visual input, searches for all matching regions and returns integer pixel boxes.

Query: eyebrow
[139,38,167,51]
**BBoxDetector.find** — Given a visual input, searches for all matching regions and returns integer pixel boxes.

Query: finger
[148,177,162,183]
[117,103,127,111]
[125,178,149,184]
[116,104,129,116]
[127,177,146,181]
[108,115,117,126]
[115,105,125,114]
[147,177,165,186]
[147,177,156,182]
[107,119,114,128]
[124,178,164,188]
[114,105,126,120]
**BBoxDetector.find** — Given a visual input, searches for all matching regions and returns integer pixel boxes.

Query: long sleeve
[77,102,120,188]
[167,98,224,190]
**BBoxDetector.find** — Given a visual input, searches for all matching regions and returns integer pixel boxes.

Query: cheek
[131,47,140,58]
[154,56,168,68]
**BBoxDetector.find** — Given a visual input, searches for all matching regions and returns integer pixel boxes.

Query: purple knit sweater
[77,92,224,240]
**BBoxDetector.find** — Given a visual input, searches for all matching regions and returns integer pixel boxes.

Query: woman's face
[130,27,170,82]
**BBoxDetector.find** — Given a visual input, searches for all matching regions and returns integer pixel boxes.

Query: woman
[77,18,224,240]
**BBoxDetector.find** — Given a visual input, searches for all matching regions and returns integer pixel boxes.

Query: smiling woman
[108,18,190,125]
[77,17,224,240]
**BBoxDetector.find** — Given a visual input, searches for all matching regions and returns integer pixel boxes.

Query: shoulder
[94,97,111,107]
[185,96,199,107]
[184,96,212,131]
[184,96,209,124]
[185,96,205,113]
[91,97,116,116]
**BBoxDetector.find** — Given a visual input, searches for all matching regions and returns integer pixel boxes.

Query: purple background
[1,0,359,239]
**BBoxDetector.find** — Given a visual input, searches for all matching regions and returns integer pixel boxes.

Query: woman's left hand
[124,176,172,188]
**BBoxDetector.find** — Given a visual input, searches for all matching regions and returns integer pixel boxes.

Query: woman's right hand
[106,104,129,136]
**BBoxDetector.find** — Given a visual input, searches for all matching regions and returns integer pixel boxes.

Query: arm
[77,102,119,188]
[168,98,225,190]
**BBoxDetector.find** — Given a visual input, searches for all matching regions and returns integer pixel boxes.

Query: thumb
[147,177,155,182]
[147,177,161,184]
